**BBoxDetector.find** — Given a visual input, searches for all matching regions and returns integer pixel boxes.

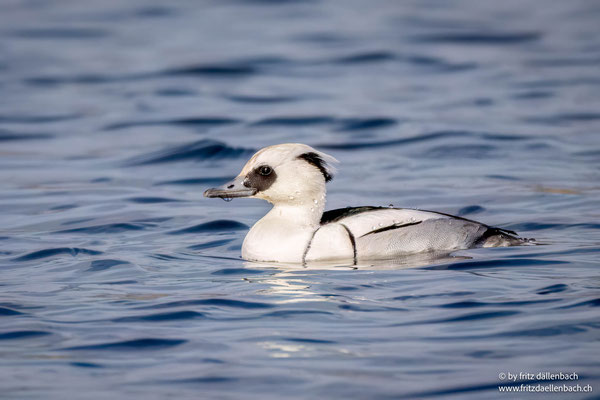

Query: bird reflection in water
[242,252,471,301]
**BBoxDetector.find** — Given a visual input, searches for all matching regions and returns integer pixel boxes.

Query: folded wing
[320,207,521,260]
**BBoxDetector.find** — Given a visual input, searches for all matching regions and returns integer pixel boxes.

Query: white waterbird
[204,143,525,264]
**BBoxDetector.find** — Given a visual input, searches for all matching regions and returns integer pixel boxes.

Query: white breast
[304,223,354,262]
[242,215,316,263]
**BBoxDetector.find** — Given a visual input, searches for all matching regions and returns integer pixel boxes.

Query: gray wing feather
[355,218,489,258]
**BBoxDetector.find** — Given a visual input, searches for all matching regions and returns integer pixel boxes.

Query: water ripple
[439,299,558,308]
[87,259,129,272]
[14,248,102,261]
[56,223,150,234]
[211,267,267,275]
[65,338,186,351]
[104,117,240,131]
[126,197,181,204]
[155,176,236,186]
[335,117,397,131]
[142,298,274,310]
[0,114,80,123]
[0,130,54,141]
[169,220,248,234]
[260,310,333,318]
[498,324,588,338]
[333,51,396,64]
[188,239,236,250]
[317,130,476,150]
[413,31,541,44]
[124,140,254,166]
[457,205,485,215]
[284,337,336,344]
[70,361,103,368]
[25,57,288,86]
[226,94,298,104]
[523,112,600,125]
[557,299,600,309]
[426,258,569,270]
[0,307,24,316]
[12,28,109,39]
[536,284,568,295]
[112,310,205,322]
[160,376,238,384]
[0,331,51,340]
[504,222,600,231]
[397,310,520,326]
[252,116,335,126]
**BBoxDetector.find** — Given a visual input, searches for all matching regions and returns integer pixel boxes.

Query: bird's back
[314,207,523,261]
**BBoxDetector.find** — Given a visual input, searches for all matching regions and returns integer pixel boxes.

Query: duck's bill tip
[204,187,257,199]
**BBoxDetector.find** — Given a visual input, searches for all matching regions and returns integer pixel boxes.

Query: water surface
[1,0,599,398]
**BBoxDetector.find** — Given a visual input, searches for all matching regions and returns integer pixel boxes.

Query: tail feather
[476,227,534,247]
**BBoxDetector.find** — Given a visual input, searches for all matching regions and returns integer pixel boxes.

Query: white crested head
[204,143,338,206]
[238,143,337,204]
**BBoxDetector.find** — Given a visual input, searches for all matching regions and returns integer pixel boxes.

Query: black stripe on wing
[340,223,357,265]
[419,209,516,234]
[302,227,321,265]
[359,221,422,238]
[320,206,519,239]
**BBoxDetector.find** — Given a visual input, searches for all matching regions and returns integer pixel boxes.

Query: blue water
[1,0,599,398]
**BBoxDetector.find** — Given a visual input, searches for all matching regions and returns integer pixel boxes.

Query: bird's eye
[258,165,272,176]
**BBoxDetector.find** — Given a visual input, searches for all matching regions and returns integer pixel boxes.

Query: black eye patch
[244,165,277,192]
